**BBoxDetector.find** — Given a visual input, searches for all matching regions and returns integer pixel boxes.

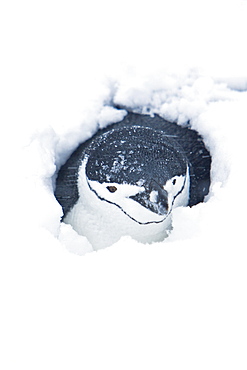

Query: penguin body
[55,112,211,249]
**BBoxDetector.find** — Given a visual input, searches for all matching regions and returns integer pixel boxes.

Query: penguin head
[82,125,190,225]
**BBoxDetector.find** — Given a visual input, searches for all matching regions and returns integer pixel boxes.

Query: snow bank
[1,0,247,369]
[56,72,247,254]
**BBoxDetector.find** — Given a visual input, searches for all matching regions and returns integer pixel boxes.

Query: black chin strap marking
[86,180,172,225]
[86,166,188,225]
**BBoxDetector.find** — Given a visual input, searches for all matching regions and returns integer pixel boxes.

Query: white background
[1,1,247,369]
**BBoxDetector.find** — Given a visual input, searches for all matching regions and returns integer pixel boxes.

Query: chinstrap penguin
[55,112,211,249]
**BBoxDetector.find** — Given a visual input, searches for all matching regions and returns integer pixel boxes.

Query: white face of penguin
[87,167,190,225]
[163,169,190,210]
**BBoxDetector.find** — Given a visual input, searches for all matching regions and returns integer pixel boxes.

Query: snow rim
[42,70,247,255]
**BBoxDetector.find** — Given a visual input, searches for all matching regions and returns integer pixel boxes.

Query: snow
[1,0,247,369]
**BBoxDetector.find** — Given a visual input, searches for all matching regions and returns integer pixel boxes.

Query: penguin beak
[130,180,169,216]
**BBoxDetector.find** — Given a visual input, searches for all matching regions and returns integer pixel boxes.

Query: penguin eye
[172,179,176,185]
[107,185,118,193]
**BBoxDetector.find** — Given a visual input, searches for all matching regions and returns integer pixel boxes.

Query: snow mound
[52,71,246,254]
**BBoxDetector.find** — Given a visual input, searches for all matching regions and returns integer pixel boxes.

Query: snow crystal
[97,106,127,129]
[149,190,159,203]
